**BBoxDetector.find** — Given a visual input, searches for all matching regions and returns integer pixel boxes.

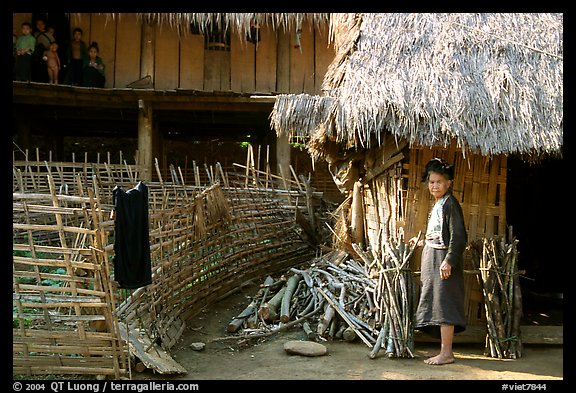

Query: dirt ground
[130,282,564,383]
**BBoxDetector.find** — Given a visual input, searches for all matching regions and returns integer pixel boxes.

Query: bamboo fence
[13,146,327,377]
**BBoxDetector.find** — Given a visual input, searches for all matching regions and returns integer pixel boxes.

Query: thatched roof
[271,13,563,159]
[105,13,330,38]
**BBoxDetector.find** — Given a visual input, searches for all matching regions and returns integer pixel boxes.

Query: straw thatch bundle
[105,13,330,39]
[271,13,563,159]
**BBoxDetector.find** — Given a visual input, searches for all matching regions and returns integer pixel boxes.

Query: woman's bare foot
[424,353,454,365]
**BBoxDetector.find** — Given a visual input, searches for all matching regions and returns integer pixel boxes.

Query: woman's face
[89,47,98,59]
[428,172,452,201]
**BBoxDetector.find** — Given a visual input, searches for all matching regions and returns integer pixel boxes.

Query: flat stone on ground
[283,340,328,357]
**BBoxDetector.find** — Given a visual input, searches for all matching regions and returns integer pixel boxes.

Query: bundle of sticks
[226,234,420,359]
[470,236,523,359]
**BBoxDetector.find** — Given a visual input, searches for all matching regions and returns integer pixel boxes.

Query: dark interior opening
[506,154,564,324]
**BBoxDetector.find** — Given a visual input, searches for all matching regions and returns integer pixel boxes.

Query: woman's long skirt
[415,240,466,339]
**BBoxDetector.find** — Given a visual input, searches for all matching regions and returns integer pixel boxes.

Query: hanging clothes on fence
[112,181,152,289]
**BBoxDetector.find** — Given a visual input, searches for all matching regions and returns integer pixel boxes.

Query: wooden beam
[13,82,275,112]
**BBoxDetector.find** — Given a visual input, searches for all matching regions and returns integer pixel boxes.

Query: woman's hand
[440,260,452,280]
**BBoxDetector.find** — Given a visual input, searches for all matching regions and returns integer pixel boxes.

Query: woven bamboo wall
[13,151,321,376]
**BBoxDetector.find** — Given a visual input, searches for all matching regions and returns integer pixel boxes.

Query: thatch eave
[101,13,331,39]
[271,13,563,160]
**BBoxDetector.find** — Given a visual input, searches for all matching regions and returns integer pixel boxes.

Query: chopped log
[228,279,273,332]
[342,326,357,342]
[227,316,247,333]
[280,274,302,323]
[317,287,373,348]
[317,304,335,336]
[302,320,317,340]
[350,181,365,248]
[134,361,147,373]
[369,327,385,359]
[212,307,322,343]
[258,286,286,322]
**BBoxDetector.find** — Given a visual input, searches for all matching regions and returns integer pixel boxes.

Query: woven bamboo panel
[13,174,128,377]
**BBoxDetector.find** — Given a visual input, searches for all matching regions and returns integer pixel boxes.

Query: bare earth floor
[130,283,564,384]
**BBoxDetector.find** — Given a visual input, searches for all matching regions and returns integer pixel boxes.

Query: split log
[280,274,302,323]
[227,301,256,333]
[317,286,373,348]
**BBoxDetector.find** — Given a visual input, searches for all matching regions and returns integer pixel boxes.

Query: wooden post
[140,20,155,83]
[350,181,365,248]
[276,133,291,182]
[138,100,154,181]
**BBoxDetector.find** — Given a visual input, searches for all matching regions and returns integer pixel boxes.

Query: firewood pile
[469,236,523,359]
[225,233,421,359]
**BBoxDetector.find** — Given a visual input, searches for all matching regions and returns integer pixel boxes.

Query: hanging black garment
[112,181,152,289]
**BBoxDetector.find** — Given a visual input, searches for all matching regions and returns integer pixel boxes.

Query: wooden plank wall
[255,25,277,93]
[154,24,180,90]
[16,13,334,93]
[114,13,141,87]
[179,34,204,90]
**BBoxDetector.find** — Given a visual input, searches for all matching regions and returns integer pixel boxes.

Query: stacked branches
[470,236,523,358]
[226,236,419,359]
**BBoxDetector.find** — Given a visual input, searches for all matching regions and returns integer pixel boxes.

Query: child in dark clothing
[82,42,105,88]
[14,22,36,81]
[64,27,87,85]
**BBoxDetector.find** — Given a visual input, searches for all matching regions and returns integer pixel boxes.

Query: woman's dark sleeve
[444,196,467,267]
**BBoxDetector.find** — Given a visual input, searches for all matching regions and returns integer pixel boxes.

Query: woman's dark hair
[421,158,455,182]
[73,27,83,35]
[88,42,99,52]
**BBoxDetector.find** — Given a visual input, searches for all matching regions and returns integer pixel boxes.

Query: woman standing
[411,158,467,365]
